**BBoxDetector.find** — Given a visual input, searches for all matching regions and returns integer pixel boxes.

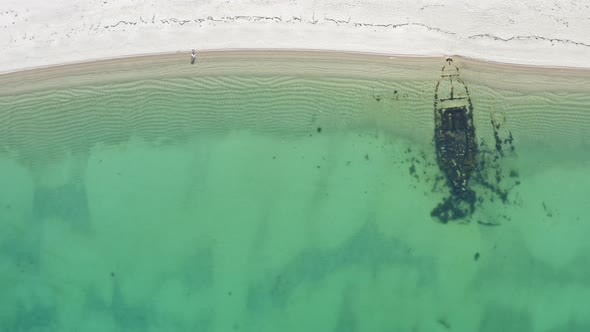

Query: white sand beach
[1,0,590,73]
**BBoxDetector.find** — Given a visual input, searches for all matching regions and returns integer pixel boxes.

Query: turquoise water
[1,53,590,331]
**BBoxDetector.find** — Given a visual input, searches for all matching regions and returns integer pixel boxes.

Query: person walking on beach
[191,49,196,64]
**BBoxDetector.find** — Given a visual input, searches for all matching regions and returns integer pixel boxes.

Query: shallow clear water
[1,53,590,331]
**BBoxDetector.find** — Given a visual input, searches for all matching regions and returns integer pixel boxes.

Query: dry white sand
[1,0,590,73]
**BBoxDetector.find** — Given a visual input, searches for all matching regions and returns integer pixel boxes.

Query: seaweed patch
[33,180,91,228]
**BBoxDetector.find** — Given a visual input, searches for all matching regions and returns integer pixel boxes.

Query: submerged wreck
[431,58,478,222]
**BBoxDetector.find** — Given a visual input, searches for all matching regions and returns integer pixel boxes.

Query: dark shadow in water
[333,286,358,332]
[84,249,214,332]
[246,221,432,311]
[472,239,590,290]
[32,180,91,229]
[111,280,152,331]
[546,319,590,332]
[0,223,43,274]
[85,278,153,331]
[0,302,58,331]
[478,303,532,332]
[470,240,590,331]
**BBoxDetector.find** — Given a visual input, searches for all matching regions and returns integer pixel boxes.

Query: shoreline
[1,50,590,97]
[5,48,590,76]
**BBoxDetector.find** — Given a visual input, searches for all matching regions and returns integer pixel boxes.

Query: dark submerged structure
[431,58,478,222]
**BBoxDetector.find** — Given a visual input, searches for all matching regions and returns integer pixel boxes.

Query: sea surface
[0,52,589,331]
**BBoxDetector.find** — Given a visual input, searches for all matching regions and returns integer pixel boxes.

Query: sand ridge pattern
[0,52,590,169]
